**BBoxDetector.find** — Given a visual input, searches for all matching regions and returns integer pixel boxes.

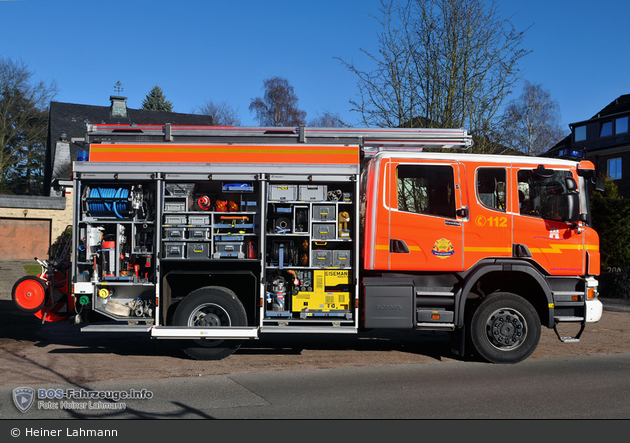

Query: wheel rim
[485,307,528,351]
[14,278,46,311]
[187,303,231,347]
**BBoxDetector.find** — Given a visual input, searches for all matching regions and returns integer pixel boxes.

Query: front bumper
[585,298,603,322]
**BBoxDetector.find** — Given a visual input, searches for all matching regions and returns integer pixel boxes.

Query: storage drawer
[164,242,185,259]
[189,228,209,240]
[164,227,186,240]
[312,223,336,240]
[165,183,194,196]
[313,204,336,221]
[188,215,210,226]
[213,242,245,259]
[299,185,327,201]
[269,184,297,201]
[333,250,352,268]
[187,242,209,259]
[164,215,187,225]
[311,250,333,268]
[164,198,187,212]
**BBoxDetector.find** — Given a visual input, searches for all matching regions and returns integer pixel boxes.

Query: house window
[616,116,629,135]
[608,158,622,180]
[600,121,613,137]
[575,125,586,142]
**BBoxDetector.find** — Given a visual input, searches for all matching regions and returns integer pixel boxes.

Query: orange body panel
[89,143,359,165]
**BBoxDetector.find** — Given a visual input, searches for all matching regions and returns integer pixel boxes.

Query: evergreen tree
[141,86,173,112]
[590,176,630,270]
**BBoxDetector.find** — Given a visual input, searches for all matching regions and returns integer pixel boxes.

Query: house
[546,94,630,197]
[0,96,214,259]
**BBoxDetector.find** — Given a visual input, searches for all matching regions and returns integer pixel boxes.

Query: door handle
[390,239,410,253]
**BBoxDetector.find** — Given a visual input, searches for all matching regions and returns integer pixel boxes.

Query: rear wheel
[172,286,247,360]
[12,276,48,313]
[470,292,541,364]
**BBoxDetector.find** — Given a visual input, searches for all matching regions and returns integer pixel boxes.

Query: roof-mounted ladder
[86,124,473,155]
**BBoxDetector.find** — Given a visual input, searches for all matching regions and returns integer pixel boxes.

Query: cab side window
[397,165,456,219]
[477,168,506,211]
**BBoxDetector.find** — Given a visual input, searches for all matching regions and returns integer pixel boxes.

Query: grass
[23,264,43,276]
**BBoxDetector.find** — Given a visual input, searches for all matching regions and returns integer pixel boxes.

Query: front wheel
[470,292,541,364]
[172,286,247,360]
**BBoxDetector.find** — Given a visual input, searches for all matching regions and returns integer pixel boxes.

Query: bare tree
[0,57,57,194]
[193,99,241,126]
[308,110,349,128]
[249,77,306,127]
[501,81,566,156]
[337,0,530,153]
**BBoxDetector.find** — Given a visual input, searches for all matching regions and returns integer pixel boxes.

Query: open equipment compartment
[74,172,158,323]
[263,176,358,327]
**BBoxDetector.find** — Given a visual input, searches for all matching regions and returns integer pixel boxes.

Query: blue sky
[1,0,628,130]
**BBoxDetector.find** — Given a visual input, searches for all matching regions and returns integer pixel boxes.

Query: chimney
[110,95,128,119]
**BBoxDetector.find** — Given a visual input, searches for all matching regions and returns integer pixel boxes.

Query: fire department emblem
[13,387,35,413]
[432,238,455,259]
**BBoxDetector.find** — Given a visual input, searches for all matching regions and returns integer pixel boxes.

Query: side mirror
[565,177,578,192]
[566,193,580,222]
[594,178,605,192]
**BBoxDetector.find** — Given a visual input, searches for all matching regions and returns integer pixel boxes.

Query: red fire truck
[12,124,603,363]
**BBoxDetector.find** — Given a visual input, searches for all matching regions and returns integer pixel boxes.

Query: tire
[470,292,541,364]
[12,276,48,313]
[172,286,247,360]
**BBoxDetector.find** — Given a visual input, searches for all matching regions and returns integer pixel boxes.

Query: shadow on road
[1,299,468,364]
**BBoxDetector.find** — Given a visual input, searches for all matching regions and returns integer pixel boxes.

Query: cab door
[511,165,585,275]
[463,165,513,270]
[387,158,464,272]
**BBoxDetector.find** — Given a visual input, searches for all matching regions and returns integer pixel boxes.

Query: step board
[415,287,455,297]
[553,317,586,343]
[416,322,455,331]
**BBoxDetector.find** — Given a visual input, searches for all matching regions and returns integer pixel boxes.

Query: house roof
[570,94,630,126]
[45,98,215,188]
[545,94,630,158]
[590,94,630,120]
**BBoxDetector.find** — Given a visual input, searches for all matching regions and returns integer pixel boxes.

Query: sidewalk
[0,259,40,301]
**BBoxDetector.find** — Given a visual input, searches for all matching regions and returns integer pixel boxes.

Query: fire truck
[12,124,603,364]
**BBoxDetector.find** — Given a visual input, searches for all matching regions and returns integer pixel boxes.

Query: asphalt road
[2,352,629,419]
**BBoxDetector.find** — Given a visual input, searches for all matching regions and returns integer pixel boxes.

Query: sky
[1,0,628,130]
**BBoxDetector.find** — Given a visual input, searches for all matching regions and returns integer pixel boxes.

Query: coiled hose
[87,187,131,219]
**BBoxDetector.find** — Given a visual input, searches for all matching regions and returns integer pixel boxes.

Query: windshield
[517,169,574,222]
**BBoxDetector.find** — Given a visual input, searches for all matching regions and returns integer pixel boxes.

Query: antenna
[114,81,124,95]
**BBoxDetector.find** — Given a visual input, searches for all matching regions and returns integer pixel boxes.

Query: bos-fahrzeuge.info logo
[12,386,153,413]
[13,387,35,413]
